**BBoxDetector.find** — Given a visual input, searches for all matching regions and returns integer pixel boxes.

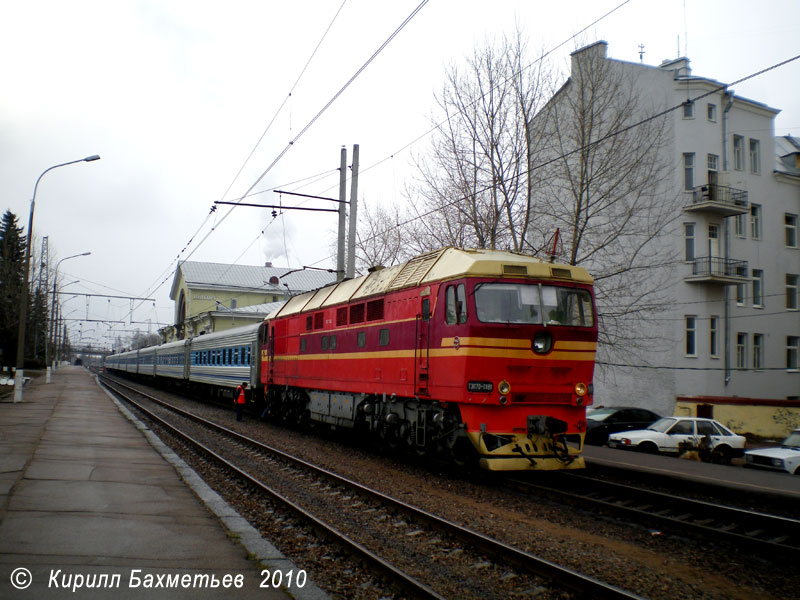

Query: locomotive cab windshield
[474,282,594,327]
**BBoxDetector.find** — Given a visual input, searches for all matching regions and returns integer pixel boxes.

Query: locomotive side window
[446,286,457,324]
[456,283,467,323]
[300,338,307,353]
[445,284,468,324]
[336,307,348,326]
[306,316,313,331]
[321,336,329,350]
[314,312,324,329]
[379,328,390,346]
[330,335,337,350]
[357,331,366,348]
[475,283,594,326]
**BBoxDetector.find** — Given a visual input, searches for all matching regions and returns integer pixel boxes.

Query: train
[105,247,597,471]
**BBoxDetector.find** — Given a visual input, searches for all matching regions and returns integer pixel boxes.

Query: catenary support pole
[346,144,360,279]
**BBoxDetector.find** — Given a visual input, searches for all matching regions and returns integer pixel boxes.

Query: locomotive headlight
[532,332,552,354]
[574,382,588,397]
[498,380,511,395]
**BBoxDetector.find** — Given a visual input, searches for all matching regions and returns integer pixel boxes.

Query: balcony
[685,256,749,285]
[684,184,749,216]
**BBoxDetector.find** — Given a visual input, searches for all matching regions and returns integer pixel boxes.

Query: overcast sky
[2,0,798,349]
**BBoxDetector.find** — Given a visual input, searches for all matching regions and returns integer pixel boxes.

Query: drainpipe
[722,90,734,387]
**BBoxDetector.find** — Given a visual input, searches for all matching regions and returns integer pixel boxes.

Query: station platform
[0,367,326,600]
[583,444,800,500]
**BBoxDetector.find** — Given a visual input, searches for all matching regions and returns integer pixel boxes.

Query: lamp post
[47,254,90,382]
[13,155,100,403]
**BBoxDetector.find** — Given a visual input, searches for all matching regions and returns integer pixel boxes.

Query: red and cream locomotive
[262,247,596,471]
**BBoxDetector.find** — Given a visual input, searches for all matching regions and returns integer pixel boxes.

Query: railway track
[99,375,641,599]
[506,471,800,560]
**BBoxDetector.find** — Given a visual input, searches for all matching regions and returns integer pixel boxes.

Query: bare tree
[403,29,551,253]
[528,42,681,356]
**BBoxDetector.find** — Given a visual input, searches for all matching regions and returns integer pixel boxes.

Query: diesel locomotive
[106,247,597,471]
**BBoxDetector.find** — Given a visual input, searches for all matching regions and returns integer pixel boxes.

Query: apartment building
[531,42,799,434]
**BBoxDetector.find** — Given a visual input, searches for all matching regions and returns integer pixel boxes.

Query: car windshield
[587,408,616,422]
[782,431,800,449]
[647,417,676,432]
[474,283,594,326]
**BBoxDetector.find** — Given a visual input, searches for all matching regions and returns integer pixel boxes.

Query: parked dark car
[585,406,661,446]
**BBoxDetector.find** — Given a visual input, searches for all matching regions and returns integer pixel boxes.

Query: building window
[786,213,798,248]
[736,333,747,369]
[709,316,719,358]
[750,204,761,240]
[749,139,760,174]
[707,154,718,172]
[707,103,716,122]
[787,274,799,310]
[684,223,695,261]
[788,336,799,371]
[683,100,694,118]
[734,213,746,238]
[753,334,764,370]
[685,316,697,357]
[752,269,764,308]
[733,135,744,170]
[736,265,748,306]
[683,153,695,190]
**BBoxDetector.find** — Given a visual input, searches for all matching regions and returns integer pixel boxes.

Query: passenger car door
[664,420,696,452]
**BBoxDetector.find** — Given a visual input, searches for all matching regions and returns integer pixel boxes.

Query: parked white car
[607,416,746,462]
[744,429,800,475]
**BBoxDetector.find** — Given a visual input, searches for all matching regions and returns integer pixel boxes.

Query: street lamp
[13,155,100,403]
[47,253,90,382]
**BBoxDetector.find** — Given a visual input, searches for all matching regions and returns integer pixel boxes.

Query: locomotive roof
[271,247,592,319]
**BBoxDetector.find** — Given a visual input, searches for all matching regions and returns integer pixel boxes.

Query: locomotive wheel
[450,437,477,469]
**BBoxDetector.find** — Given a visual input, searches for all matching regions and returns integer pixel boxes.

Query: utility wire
[330,52,800,264]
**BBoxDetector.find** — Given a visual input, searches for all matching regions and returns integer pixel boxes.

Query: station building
[530,42,800,436]
[161,261,335,342]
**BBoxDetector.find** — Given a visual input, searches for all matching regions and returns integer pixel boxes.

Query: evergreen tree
[0,210,27,366]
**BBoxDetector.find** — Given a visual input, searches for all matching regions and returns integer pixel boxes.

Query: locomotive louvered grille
[387,249,445,290]
[503,265,527,275]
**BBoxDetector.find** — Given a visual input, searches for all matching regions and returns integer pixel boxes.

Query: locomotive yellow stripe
[271,348,594,362]
[440,337,596,351]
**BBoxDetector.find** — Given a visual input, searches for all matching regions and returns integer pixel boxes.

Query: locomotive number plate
[467,381,493,393]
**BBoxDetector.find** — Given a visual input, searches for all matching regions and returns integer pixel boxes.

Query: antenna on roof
[638,43,645,63]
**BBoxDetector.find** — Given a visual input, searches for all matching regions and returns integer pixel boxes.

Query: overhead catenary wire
[119,0,624,332]
[313,51,800,267]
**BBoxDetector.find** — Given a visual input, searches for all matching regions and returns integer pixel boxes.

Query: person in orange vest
[235,382,247,421]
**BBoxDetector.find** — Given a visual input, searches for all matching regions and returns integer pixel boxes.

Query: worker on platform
[235,382,247,422]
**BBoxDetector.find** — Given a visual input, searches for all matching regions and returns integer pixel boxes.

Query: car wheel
[714,446,732,465]
[638,441,659,454]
